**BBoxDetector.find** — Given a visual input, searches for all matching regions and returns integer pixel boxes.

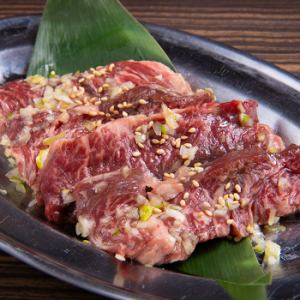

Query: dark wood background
[0,0,299,299]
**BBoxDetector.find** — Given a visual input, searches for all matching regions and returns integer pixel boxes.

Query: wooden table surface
[0,0,300,299]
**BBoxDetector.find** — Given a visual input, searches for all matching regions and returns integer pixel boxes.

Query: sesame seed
[225,182,231,190]
[232,201,240,207]
[117,103,123,109]
[153,207,162,213]
[109,105,115,112]
[180,177,187,182]
[152,139,160,144]
[162,134,169,139]
[108,63,115,72]
[181,135,188,140]
[115,253,126,261]
[113,110,119,115]
[132,151,141,157]
[105,113,111,118]
[224,194,229,200]
[235,184,242,193]
[204,210,213,217]
[192,180,199,187]
[227,219,235,225]
[98,111,105,116]
[183,192,190,200]
[229,193,234,199]
[95,100,102,105]
[171,139,176,147]
[188,171,197,176]
[101,96,108,101]
[233,193,240,201]
[122,111,129,117]
[102,83,110,89]
[175,138,181,149]
[180,200,186,207]
[148,121,154,128]
[88,111,98,116]
[240,198,249,208]
[203,201,211,209]
[198,212,204,218]
[164,172,175,178]
[218,196,225,206]
[75,100,83,105]
[139,99,148,105]
[188,127,196,133]
[184,159,191,166]
[246,224,254,234]
[194,162,202,167]
[137,143,144,149]
[156,149,165,155]
[195,166,204,173]
[78,78,85,83]
[98,87,103,93]
[181,155,189,160]
[127,103,133,108]
[160,138,166,144]
[183,143,192,148]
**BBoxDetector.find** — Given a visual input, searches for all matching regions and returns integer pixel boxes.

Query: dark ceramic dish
[0,16,300,300]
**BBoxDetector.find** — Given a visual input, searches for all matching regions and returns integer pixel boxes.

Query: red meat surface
[74,145,300,265]
[1,60,298,266]
[37,100,283,222]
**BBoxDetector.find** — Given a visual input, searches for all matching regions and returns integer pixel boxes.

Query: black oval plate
[0,16,300,300]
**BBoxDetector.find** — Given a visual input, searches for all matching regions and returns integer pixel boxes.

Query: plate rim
[0,15,300,300]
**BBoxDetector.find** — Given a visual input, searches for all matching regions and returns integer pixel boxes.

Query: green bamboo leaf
[28,1,270,299]
[171,238,271,285]
[169,238,271,300]
[27,0,174,76]
[218,281,267,300]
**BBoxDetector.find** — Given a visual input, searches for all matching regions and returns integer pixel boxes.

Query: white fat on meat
[75,215,95,238]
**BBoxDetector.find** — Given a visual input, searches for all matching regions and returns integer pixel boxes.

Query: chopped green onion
[7,112,15,120]
[161,124,167,135]
[268,146,278,154]
[36,148,49,169]
[239,113,253,127]
[49,70,56,78]
[139,205,154,222]
[9,176,26,193]
[43,132,65,146]
[112,228,120,236]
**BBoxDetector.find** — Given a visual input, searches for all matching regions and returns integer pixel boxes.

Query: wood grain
[0,251,105,300]
[0,0,299,77]
[0,0,299,299]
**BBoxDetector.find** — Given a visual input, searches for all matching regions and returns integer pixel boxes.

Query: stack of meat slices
[1,60,298,266]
